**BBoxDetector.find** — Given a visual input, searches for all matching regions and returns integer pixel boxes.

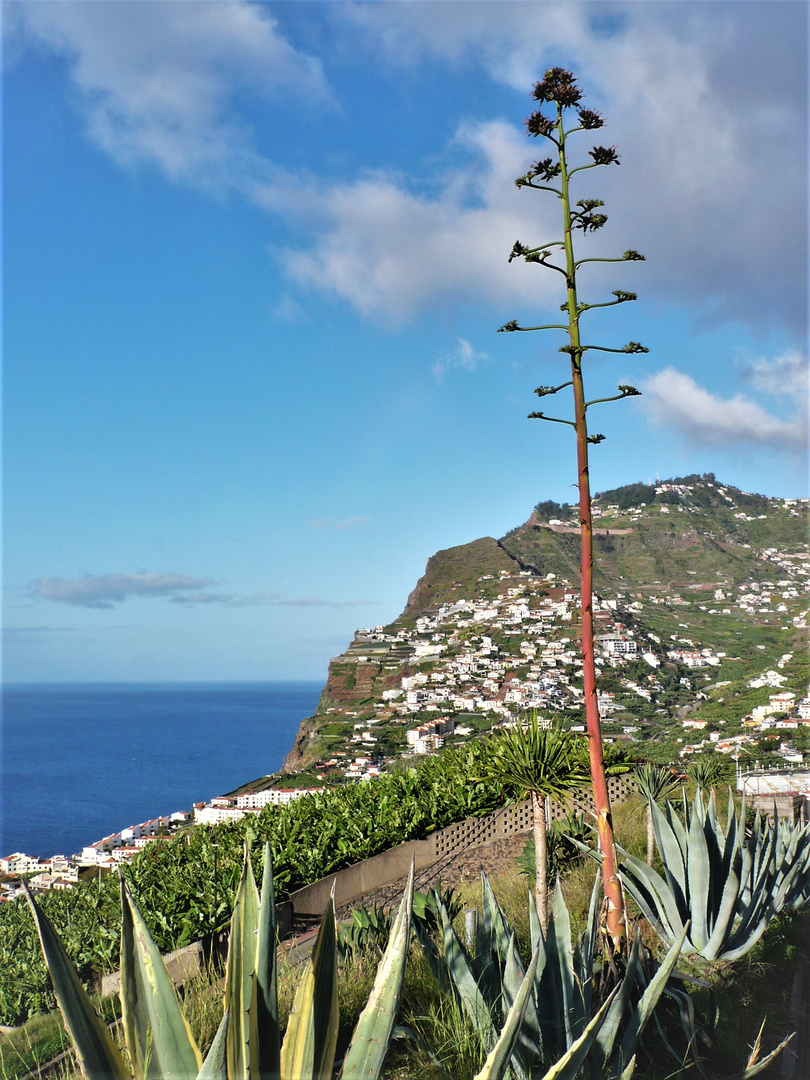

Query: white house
[0,852,41,876]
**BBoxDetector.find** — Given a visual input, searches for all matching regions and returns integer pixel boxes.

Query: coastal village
[3,478,809,900]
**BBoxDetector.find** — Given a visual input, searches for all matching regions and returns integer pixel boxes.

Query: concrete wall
[101,940,202,996]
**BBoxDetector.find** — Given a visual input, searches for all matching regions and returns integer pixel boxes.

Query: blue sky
[3,1,807,683]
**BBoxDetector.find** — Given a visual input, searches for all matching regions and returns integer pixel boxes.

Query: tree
[480,713,589,929]
[500,68,647,950]
[634,762,678,865]
[686,755,735,806]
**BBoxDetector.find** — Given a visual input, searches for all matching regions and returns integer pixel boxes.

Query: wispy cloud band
[31,572,215,609]
[307,516,370,531]
[29,572,375,610]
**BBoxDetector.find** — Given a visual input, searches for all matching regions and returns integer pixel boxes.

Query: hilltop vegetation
[504,473,807,591]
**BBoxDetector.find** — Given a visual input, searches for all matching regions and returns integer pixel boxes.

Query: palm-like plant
[686,755,734,805]
[634,763,678,865]
[479,714,589,928]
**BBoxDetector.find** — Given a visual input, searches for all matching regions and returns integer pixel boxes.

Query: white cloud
[31,571,215,608]
[10,2,806,330]
[11,0,326,189]
[324,2,807,331]
[433,338,491,381]
[275,119,558,323]
[740,351,808,398]
[307,516,370,531]
[639,366,807,453]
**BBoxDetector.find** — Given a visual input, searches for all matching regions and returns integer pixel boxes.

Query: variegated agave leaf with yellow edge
[23,882,130,1080]
[339,863,414,1080]
[195,1011,229,1080]
[280,897,339,1080]
[255,841,281,1079]
[224,842,261,1080]
[119,875,202,1080]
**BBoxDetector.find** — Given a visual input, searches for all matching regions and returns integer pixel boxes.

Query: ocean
[1,681,322,859]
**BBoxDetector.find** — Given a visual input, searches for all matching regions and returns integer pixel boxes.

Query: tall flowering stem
[500,68,648,952]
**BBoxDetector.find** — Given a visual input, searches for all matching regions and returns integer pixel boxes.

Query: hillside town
[4,482,808,899]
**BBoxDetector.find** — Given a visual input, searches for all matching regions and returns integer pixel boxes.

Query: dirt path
[333,833,527,920]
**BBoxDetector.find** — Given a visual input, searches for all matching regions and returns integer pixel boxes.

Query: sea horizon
[2,680,323,859]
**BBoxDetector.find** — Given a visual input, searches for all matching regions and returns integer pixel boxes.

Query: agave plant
[417,871,687,1080]
[337,900,392,960]
[23,841,414,1080]
[617,789,810,963]
[339,884,464,961]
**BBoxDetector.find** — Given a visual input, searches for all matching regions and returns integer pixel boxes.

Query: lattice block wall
[428,775,636,860]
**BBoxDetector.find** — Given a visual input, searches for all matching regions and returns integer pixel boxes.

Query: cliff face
[281,536,518,772]
[282,713,318,772]
[404,536,522,618]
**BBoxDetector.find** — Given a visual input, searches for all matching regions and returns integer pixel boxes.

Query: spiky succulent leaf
[119,876,202,1080]
[471,947,540,1080]
[23,883,130,1080]
[578,871,601,1014]
[548,879,578,1043]
[225,843,261,1080]
[280,898,339,1080]
[536,990,620,1080]
[500,931,536,1080]
[592,933,641,1070]
[618,924,689,1064]
[196,1012,229,1080]
[339,863,414,1080]
[482,873,513,968]
[616,845,685,941]
[255,843,280,1079]
[686,802,711,950]
[439,899,497,1049]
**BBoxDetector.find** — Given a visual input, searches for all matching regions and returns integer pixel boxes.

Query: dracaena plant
[634,763,679,866]
[500,68,648,951]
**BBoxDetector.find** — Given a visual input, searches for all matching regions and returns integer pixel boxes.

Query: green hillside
[501,473,807,591]
[279,474,808,775]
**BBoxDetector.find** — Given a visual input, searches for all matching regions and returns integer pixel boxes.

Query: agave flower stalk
[501,68,648,951]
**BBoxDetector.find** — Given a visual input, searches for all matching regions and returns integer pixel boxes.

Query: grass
[0,1011,72,1080]
[0,993,120,1080]
[689,909,808,1079]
